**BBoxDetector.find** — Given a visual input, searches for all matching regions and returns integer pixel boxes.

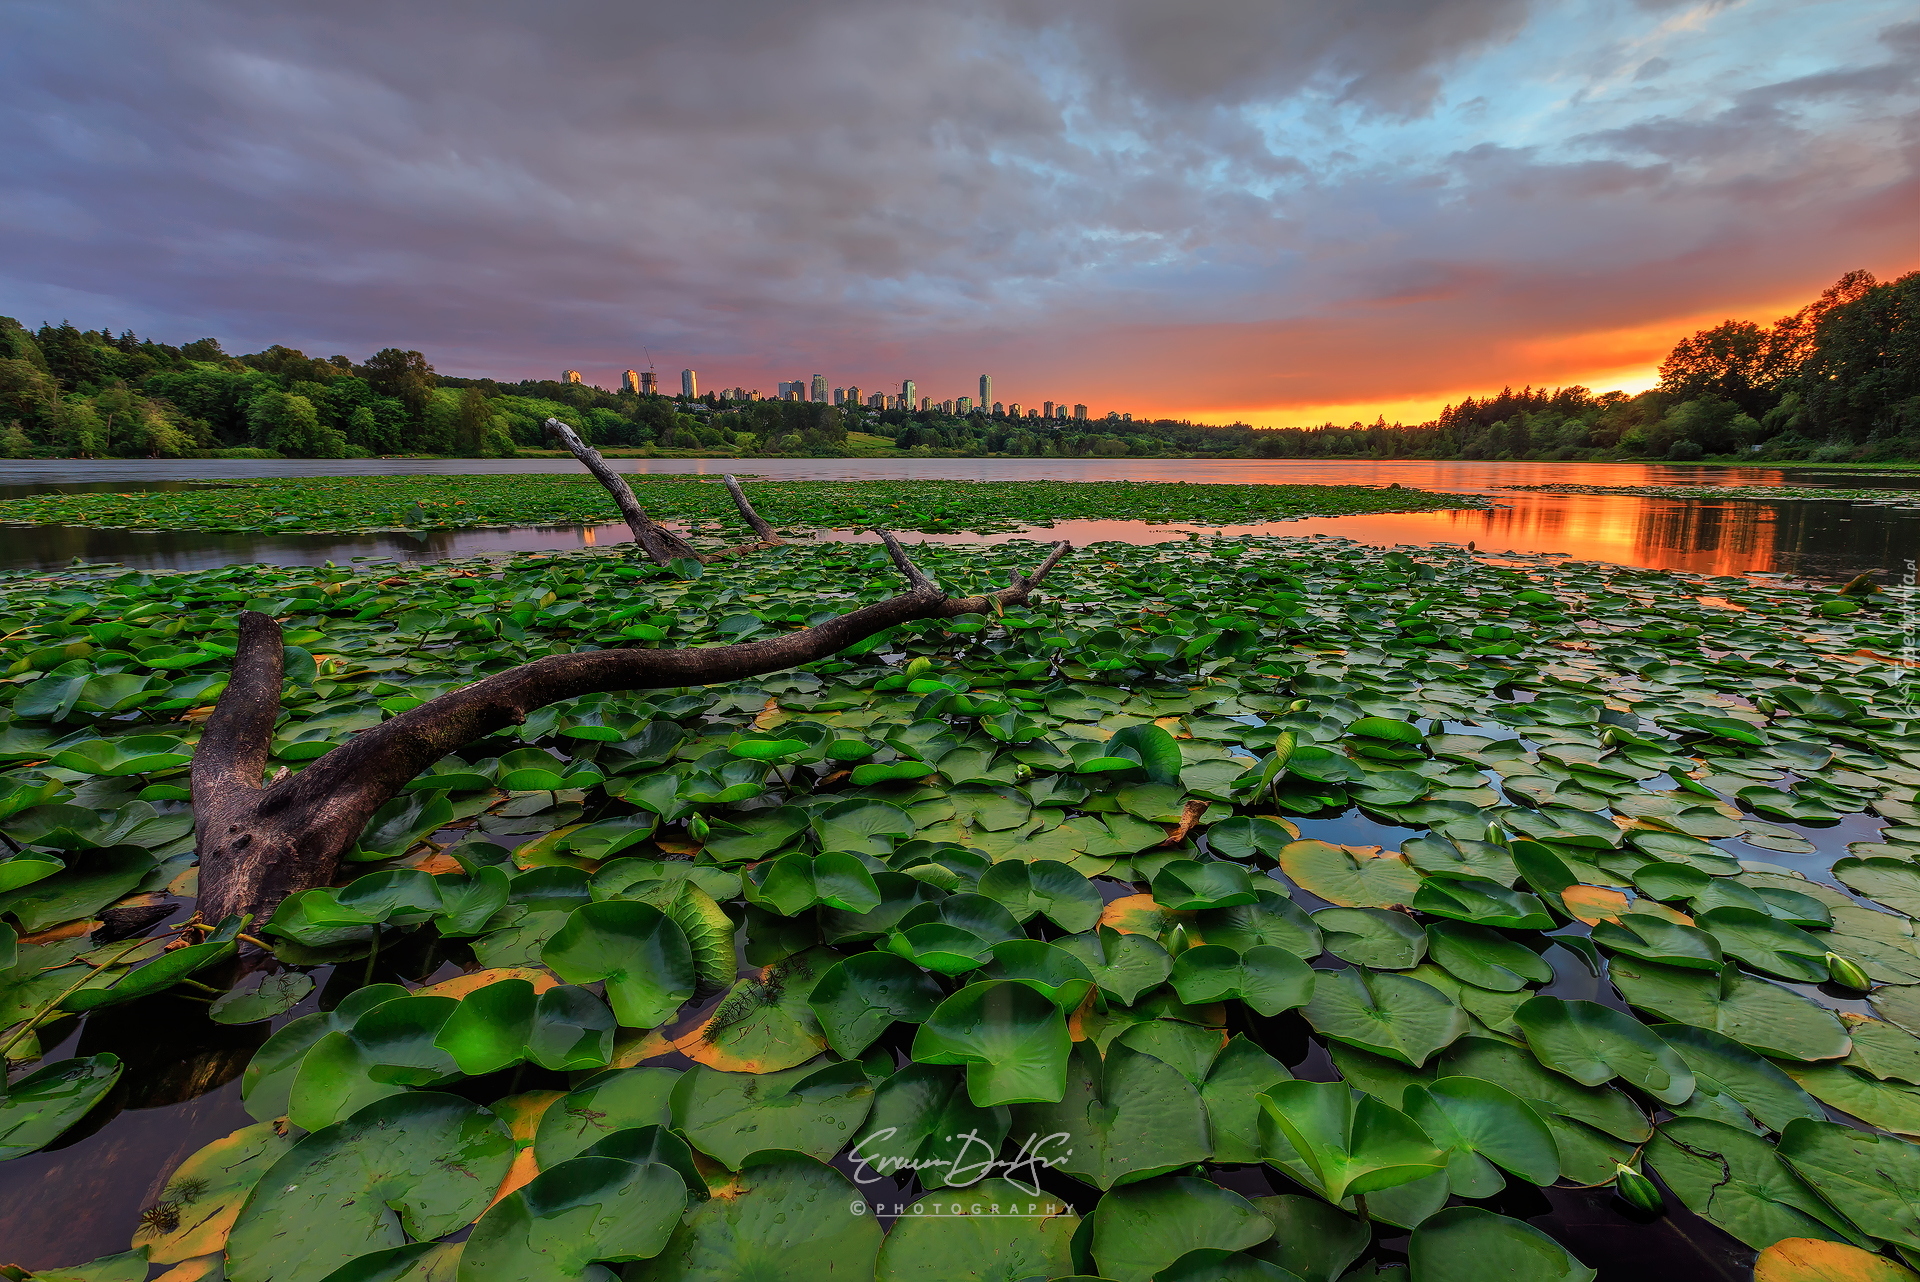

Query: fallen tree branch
[543,418,785,565]
[543,417,699,565]
[191,538,1072,929]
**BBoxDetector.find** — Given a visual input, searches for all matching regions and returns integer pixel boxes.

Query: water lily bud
[1613,1164,1664,1215]
[1484,823,1508,846]
[1826,952,1873,992]
[1289,699,1310,712]
[1164,924,1191,957]
[905,657,935,676]
[688,813,710,844]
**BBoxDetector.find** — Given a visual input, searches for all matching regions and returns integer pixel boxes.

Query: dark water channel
[2,459,1917,1275]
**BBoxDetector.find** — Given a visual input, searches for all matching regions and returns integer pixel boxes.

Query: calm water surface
[4,458,1917,580]
[2,457,1916,1273]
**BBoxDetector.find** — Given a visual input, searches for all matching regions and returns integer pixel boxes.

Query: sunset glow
[2,0,1916,425]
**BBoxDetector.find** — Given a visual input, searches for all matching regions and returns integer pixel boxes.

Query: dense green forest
[1,268,1913,461]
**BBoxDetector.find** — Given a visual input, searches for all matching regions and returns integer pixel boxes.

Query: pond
[4,459,1918,580]
[2,459,1917,1280]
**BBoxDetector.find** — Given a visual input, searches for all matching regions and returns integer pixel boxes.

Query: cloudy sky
[2,0,1915,425]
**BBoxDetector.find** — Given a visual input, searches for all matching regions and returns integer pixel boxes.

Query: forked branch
[191,538,1072,929]
[543,418,783,565]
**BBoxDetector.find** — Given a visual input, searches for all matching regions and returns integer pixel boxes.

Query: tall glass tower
[979,374,992,407]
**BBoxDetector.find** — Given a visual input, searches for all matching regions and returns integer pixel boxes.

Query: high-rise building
[833,388,844,405]
[641,371,658,395]
[902,379,916,408]
[979,374,992,407]
[957,396,972,414]
[1008,402,1021,418]
[1043,401,1053,419]
[1027,408,1039,418]
[920,397,931,412]
[992,401,1004,417]
[846,385,861,408]
[868,392,884,409]
[681,369,697,398]
[941,400,954,414]
[564,370,583,385]
[622,370,641,393]
[1074,404,1088,421]
[811,374,827,403]
[1122,412,1132,422]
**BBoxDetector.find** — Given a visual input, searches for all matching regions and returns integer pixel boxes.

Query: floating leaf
[0,1053,123,1161]
[808,951,946,1058]
[227,1093,515,1282]
[458,1156,686,1282]
[1513,997,1695,1105]
[1424,922,1552,991]
[1317,908,1428,970]
[1278,842,1418,909]
[1607,957,1849,1062]
[1404,1076,1560,1196]
[1652,1023,1826,1134]
[1011,1041,1211,1190]
[1257,1079,1446,1204]
[630,1154,881,1282]
[1089,1176,1274,1282]
[1753,1238,1920,1282]
[872,1177,1078,1282]
[1169,945,1314,1017]
[1303,969,1466,1067]
[1647,1117,1864,1250]
[541,900,695,1030]
[1407,1207,1595,1282]
[913,981,1071,1107]
[1779,1119,1920,1251]
[1202,1037,1294,1164]
[1057,928,1174,1005]
[855,1063,1009,1192]
[672,1059,874,1169]
[532,1067,681,1167]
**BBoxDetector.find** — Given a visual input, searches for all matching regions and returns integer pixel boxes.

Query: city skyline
[2,1,1912,428]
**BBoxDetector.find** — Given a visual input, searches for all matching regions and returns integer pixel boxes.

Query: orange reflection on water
[847,492,1790,576]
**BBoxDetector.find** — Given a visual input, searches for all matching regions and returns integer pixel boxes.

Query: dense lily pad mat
[0,473,1481,536]
[3,532,1920,1282]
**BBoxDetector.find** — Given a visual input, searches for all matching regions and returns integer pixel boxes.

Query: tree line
[1,266,1911,460]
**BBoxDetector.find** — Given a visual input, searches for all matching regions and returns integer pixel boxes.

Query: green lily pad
[0,1053,122,1161]
[1089,1176,1274,1282]
[227,1093,516,1282]
[1607,957,1849,1062]
[873,1177,1079,1282]
[1202,1036,1294,1164]
[1012,1041,1211,1190]
[1257,1078,1446,1204]
[1513,996,1695,1105]
[1057,928,1174,1005]
[532,1067,681,1167]
[1316,908,1428,970]
[1169,944,1314,1017]
[856,1062,1009,1192]
[672,1059,874,1169]
[1407,1207,1595,1282]
[1424,922,1552,991]
[630,1154,882,1282]
[542,900,695,1030]
[913,981,1071,1107]
[1278,842,1419,909]
[1646,1116,1862,1251]
[809,951,947,1058]
[1779,1118,1920,1251]
[1303,968,1467,1067]
[458,1155,687,1282]
[1652,1023,1826,1134]
[1404,1076,1560,1195]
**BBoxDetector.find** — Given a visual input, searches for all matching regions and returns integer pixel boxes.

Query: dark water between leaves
[3,459,1919,581]
[2,458,1916,1275]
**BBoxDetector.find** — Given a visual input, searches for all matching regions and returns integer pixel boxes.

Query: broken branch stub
[189,538,1072,932]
